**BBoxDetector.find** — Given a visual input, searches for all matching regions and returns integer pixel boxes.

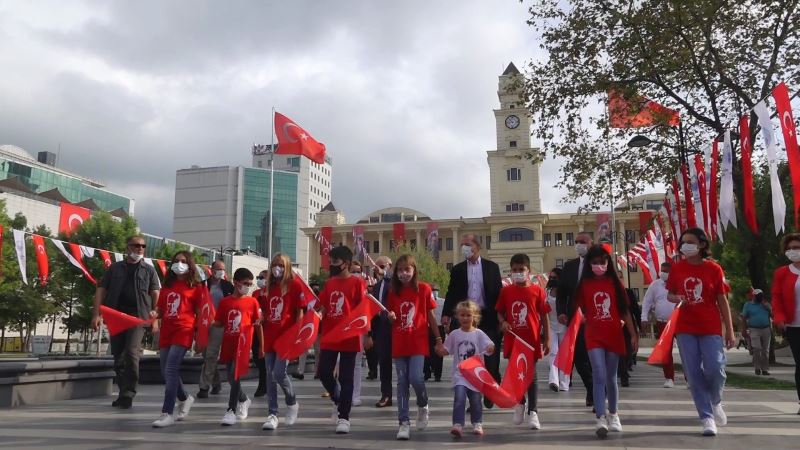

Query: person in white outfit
[640,262,677,388]
[545,268,570,392]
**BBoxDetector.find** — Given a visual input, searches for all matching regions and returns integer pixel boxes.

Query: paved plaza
[0,354,798,450]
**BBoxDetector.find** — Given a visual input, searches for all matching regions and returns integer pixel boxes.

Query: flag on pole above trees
[754,100,786,235]
[738,116,758,234]
[273,112,326,164]
[772,82,800,230]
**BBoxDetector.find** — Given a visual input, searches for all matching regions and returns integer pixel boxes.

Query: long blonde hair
[268,253,295,296]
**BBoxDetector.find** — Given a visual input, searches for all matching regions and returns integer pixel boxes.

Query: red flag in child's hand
[555,308,584,373]
[234,325,254,381]
[98,249,113,268]
[458,355,517,408]
[321,295,383,346]
[274,310,321,360]
[195,287,215,349]
[100,305,149,336]
[499,335,535,403]
[648,306,681,365]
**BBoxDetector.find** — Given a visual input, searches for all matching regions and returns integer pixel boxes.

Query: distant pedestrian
[740,288,772,376]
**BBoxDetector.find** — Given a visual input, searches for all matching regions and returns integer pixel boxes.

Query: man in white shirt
[641,262,676,387]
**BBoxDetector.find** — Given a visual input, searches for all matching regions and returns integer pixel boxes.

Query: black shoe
[621,378,630,387]
[197,389,209,399]
[762,370,771,376]
[290,373,305,380]
[254,386,266,397]
[483,398,494,409]
[434,377,442,382]
[117,397,132,409]
[210,385,222,395]
[586,397,594,407]
[549,383,559,392]
[366,372,377,380]
[375,397,392,408]
[111,397,122,407]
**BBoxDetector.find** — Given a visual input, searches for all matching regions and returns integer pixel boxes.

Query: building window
[510,104,515,109]
[566,232,574,246]
[410,239,417,249]
[499,227,534,242]
[507,202,525,212]
[437,238,442,251]
[369,216,380,223]
[506,204,512,212]
[446,237,453,251]
[509,141,517,148]
[555,233,563,246]
[506,168,521,181]
[373,241,379,253]
[555,258,564,269]
[446,263,454,271]
[485,236,491,250]
[257,160,263,168]
[543,233,552,247]
[381,213,401,222]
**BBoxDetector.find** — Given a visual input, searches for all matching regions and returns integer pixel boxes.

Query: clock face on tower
[505,115,520,129]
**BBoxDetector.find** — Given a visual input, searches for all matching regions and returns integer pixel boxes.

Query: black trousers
[618,328,634,382]
[786,327,800,401]
[373,318,393,398]
[252,333,267,389]
[480,317,502,384]
[110,325,146,399]
[365,346,379,377]
[425,325,446,380]
[573,326,593,401]
[318,350,356,420]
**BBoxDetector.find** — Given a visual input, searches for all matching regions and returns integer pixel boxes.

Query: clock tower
[487,62,542,215]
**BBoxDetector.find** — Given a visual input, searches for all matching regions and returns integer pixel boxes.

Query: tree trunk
[1,326,5,352]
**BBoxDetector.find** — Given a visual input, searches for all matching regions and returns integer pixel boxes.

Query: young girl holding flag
[385,254,444,440]
[569,245,638,438]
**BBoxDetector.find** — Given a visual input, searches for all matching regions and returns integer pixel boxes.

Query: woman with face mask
[770,232,800,413]
[152,251,203,428]
[665,228,735,436]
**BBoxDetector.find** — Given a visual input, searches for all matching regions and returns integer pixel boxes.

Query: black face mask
[329,264,345,276]
[546,279,558,289]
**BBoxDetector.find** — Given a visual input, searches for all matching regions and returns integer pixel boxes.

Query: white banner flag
[754,100,787,234]
[113,252,124,262]
[12,229,27,285]
[688,159,706,231]
[80,245,95,258]
[718,130,738,229]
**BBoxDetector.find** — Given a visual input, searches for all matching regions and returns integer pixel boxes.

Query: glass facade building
[241,168,298,260]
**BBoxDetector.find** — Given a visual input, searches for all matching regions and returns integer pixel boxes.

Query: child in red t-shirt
[496,253,550,430]
[316,245,368,435]
[213,268,262,427]
[570,245,638,439]
[666,227,734,437]
[152,251,204,428]
[258,253,308,430]
[385,254,444,440]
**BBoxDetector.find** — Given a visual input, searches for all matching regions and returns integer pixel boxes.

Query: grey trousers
[199,326,224,390]
[110,325,146,399]
[749,327,771,372]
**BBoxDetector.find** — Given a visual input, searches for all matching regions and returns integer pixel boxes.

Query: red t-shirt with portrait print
[666,259,725,335]
[575,276,626,355]
[495,283,547,359]
[319,275,367,352]
[157,279,203,349]
[214,295,261,362]
[258,277,309,353]
[387,282,437,358]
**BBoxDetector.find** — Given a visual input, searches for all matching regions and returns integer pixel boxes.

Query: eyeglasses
[129,243,146,249]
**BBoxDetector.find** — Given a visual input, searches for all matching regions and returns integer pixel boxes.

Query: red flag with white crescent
[499,334,536,403]
[554,308,584,374]
[680,164,697,228]
[100,305,150,336]
[155,259,167,277]
[68,242,97,284]
[98,249,113,269]
[773,82,800,230]
[458,355,517,408]
[709,140,720,239]
[648,305,681,365]
[321,294,383,346]
[739,116,758,234]
[274,310,321,360]
[58,203,91,236]
[234,325,254,381]
[31,234,49,285]
[670,178,685,232]
[195,287,215,349]
[273,112,326,164]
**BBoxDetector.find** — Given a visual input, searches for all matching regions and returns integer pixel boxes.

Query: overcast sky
[0,0,593,238]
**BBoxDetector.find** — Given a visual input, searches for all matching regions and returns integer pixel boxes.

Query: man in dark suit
[367,256,393,407]
[442,234,503,408]
[556,231,594,407]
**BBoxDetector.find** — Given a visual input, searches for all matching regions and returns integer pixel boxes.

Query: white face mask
[128,252,143,262]
[575,243,588,257]
[237,284,250,295]
[510,272,528,284]
[461,245,473,260]
[271,266,285,278]
[786,249,800,262]
[398,271,414,283]
[681,243,699,257]
[256,279,266,289]
[659,271,669,282]
[171,262,188,275]
[214,270,226,280]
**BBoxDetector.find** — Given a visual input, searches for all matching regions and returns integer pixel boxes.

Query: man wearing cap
[741,288,773,376]
[641,261,676,387]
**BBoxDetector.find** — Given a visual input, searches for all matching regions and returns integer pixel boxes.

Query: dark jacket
[556,257,582,318]
[369,277,392,337]
[205,278,234,297]
[443,257,503,330]
[100,260,161,320]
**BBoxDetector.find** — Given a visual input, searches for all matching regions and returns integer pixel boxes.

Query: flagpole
[268,107,275,259]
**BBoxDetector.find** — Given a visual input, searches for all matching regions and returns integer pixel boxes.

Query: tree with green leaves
[522,0,800,289]
[390,244,450,298]
[153,240,208,265]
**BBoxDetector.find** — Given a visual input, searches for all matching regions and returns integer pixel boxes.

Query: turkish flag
[321,295,383,346]
[234,325,254,381]
[773,82,800,229]
[681,164,697,228]
[670,178,685,232]
[58,203,91,236]
[195,287,215,349]
[292,271,320,309]
[608,89,680,128]
[499,335,536,403]
[68,242,97,284]
[274,310,321,360]
[709,141,720,239]
[31,234,49,285]
[392,223,405,249]
[648,306,681,365]
[638,211,653,237]
[155,259,167,277]
[694,154,709,236]
[100,305,150,336]
[555,308,584,374]
[458,355,517,408]
[739,116,758,234]
[274,112,326,164]
[98,250,113,269]
[319,226,333,269]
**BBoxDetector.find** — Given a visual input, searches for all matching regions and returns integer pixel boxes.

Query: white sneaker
[712,403,727,426]
[152,413,174,428]
[702,417,717,436]
[528,411,541,430]
[235,398,251,420]
[221,410,237,426]
[595,415,608,438]
[416,405,429,430]
[262,414,279,430]
[285,402,299,426]
[396,422,411,440]
[608,413,622,432]
[663,379,675,388]
[176,395,195,421]
[472,422,484,435]
[335,418,350,434]
[513,404,525,425]
[331,403,339,424]
[352,399,362,407]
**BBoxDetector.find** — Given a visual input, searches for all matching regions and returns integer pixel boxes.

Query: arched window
[499,227,534,242]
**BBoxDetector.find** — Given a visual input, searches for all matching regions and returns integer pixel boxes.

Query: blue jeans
[159,345,188,414]
[588,348,619,418]
[265,352,296,415]
[452,385,482,426]
[676,333,726,420]
[394,355,428,424]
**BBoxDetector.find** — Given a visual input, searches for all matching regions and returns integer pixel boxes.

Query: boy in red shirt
[212,268,262,426]
[496,253,550,430]
[317,246,367,434]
